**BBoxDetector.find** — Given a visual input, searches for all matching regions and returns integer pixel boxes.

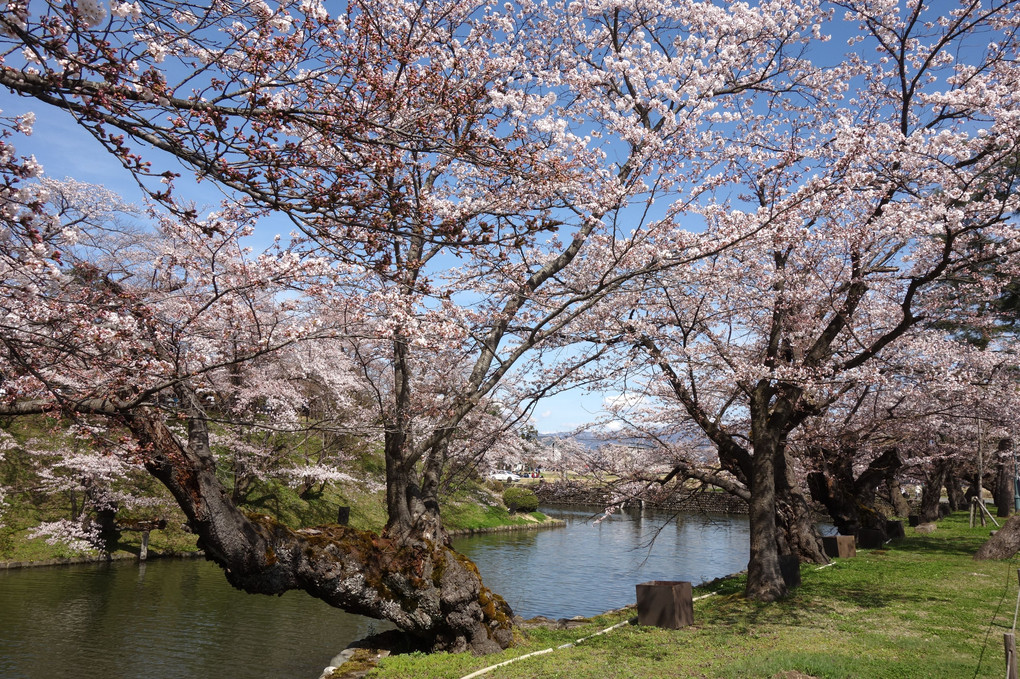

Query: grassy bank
[0,476,554,563]
[366,512,1019,679]
[0,417,555,563]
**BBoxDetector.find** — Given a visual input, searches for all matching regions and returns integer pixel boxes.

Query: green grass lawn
[367,512,1020,679]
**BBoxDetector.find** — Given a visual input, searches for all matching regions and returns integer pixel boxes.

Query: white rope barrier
[458,648,555,679]
[459,591,720,679]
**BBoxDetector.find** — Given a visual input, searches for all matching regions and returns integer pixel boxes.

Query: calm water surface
[0,558,388,679]
[0,506,748,678]
[456,505,750,619]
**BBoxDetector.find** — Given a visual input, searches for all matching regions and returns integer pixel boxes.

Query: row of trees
[1,0,1019,652]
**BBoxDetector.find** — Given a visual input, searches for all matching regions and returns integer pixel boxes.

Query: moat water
[0,505,749,678]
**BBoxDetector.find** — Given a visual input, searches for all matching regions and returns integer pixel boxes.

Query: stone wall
[654,490,750,514]
[533,480,749,514]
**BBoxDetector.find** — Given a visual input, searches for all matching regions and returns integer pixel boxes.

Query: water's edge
[0,517,564,570]
[0,550,205,570]
[447,518,565,536]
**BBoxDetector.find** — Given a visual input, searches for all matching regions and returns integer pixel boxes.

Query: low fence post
[1006,633,1017,679]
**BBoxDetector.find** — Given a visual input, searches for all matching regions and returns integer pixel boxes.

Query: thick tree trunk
[919,463,947,523]
[385,333,421,539]
[885,477,911,518]
[775,450,827,564]
[807,469,858,535]
[128,408,513,653]
[806,447,901,538]
[995,461,1013,518]
[946,472,966,511]
[745,433,786,601]
[384,428,419,536]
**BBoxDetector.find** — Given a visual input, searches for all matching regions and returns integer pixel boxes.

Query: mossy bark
[976,514,1020,560]
[127,407,514,654]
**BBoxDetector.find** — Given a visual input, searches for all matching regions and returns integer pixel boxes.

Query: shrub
[502,487,538,513]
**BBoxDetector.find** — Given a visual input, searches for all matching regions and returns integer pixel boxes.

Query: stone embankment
[532,480,749,514]
[0,550,205,569]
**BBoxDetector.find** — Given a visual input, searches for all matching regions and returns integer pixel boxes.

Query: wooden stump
[857,528,886,549]
[636,581,694,629]
[885,520,905,540]
[822,535,856,559]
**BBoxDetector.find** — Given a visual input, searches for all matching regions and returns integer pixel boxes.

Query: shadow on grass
[889,534,989,557]
[695,549,975,632]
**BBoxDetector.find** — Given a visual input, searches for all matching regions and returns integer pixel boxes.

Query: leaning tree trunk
[975,514,1020,560]
[807,469,857,535]
[885,477,911,518]
[128,408,513,654]
[806,447,901,539]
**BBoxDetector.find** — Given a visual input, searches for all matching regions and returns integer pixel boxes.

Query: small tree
[502,487,539,514]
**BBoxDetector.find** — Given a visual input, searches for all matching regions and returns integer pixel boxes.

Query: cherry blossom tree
[2,171,519,649]
[798,333,1019,531]
[585,0,1020,600]
[1,0,833,637]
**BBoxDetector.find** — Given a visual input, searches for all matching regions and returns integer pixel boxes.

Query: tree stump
[822,535,856,559]
[636,581,694,629]
[857,528,886,549]
[885,520,905,540]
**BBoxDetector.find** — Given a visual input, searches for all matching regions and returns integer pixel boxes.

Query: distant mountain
[538,428,717,461]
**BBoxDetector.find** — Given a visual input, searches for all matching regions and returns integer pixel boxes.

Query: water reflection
[0,558,388,679]
[453,505,749,619]
[0,506,749,678]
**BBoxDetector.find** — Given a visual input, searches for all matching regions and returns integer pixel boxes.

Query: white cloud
[602,392,646,411]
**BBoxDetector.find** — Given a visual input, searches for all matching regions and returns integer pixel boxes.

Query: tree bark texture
[885,477,911,518]
[975,515,1020,561]
[775,449,827,564]
[946,472,966,511]
[127,408,513,653]
[807,447,902,539]
[744,407,787,601]
[919,462,948,523]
